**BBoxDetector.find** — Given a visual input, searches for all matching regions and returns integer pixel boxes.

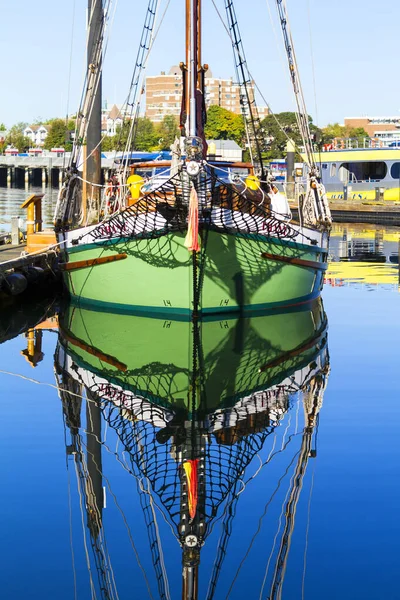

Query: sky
[0,0,399,129]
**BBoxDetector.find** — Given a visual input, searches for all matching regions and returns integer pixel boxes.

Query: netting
[55,309,329,599]
[56,324,327,548]
[98,385,290,534]
[58,166,303,244]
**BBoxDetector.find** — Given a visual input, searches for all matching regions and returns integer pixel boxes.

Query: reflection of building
[145,65,269,123]
[338,228,384,260]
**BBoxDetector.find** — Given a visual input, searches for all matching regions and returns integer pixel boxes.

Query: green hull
[63,230,326,318]
[57,298,327,415]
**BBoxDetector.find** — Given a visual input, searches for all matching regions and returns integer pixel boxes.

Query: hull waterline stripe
[69,290,322,321]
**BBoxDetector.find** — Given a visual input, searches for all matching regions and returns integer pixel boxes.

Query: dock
[0,243,60,300]
[290,201,400,225]
[0,193,60,301]
[0,242,27,262]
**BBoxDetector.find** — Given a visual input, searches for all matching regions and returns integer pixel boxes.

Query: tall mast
[83,0,103,223]
[185,0,203,138]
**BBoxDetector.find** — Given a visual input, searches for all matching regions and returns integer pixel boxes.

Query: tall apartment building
[145,66,268,123]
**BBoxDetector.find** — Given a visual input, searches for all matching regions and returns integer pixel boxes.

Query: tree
[321,123,369,144]
[204,105,245,145]
[12,122,29,133]
[350,127,369,138]
[7,124,31,152]
[101,135,115,152]
[156,115,179,149]
[133,117,158,151]
[43,118,72,151]
[260,111,322,159]
[0,123,6,153]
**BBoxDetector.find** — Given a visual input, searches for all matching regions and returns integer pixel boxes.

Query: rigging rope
[224,0,267,179]
[210,0,306,162]
[225,449,301,599]
[63,0,77,175]
[71,0,118,169]
[274,0,315,169]
[119,0,161,178]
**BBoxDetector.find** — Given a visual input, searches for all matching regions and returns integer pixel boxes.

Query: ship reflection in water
[54,300,329,599]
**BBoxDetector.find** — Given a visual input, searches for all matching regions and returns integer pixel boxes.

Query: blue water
[0,224,400,599]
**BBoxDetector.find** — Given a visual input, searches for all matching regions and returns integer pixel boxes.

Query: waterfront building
[207,139,243,162]
[145,65,269,122]
[344,116,400,142]
[23,125,49,147]
[101,103,130,137]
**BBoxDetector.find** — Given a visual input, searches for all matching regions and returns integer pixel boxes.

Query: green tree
[347,126,369,142]
[44,118,72,151]
[321,123,369,144]
[134,117,158,151]
[0,123,6,153]
[111,118,158,152]
[7,124,31,152]
[156,115,179,150]
[204,105,245,145]
[101,135,115,151]
[321,122,345,141]
[260,111,322,159]
[12,122,29,132]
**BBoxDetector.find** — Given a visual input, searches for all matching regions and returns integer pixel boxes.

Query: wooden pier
[290,201,400,225]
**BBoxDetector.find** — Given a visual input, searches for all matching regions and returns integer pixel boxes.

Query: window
[330,163,336,177]
[338,161,387,183]
[390,163,400,179]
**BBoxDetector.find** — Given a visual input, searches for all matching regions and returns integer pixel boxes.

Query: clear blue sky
[0,0,398,128]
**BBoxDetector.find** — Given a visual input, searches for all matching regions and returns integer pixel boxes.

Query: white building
[207,139,243,162]
[23,125,48,146]
[101,103,130,136]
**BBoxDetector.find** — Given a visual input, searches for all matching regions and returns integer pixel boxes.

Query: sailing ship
[55,297,330,598]
[54,0,331,318]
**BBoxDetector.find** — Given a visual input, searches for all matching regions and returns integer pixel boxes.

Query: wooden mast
[83,0,103,224]
[185,0,191,125]
[185,0,202,137]
[188,0,198,137]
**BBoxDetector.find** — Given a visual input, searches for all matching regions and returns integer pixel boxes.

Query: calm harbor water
[0,186,400,599]
[0,185,58,233]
